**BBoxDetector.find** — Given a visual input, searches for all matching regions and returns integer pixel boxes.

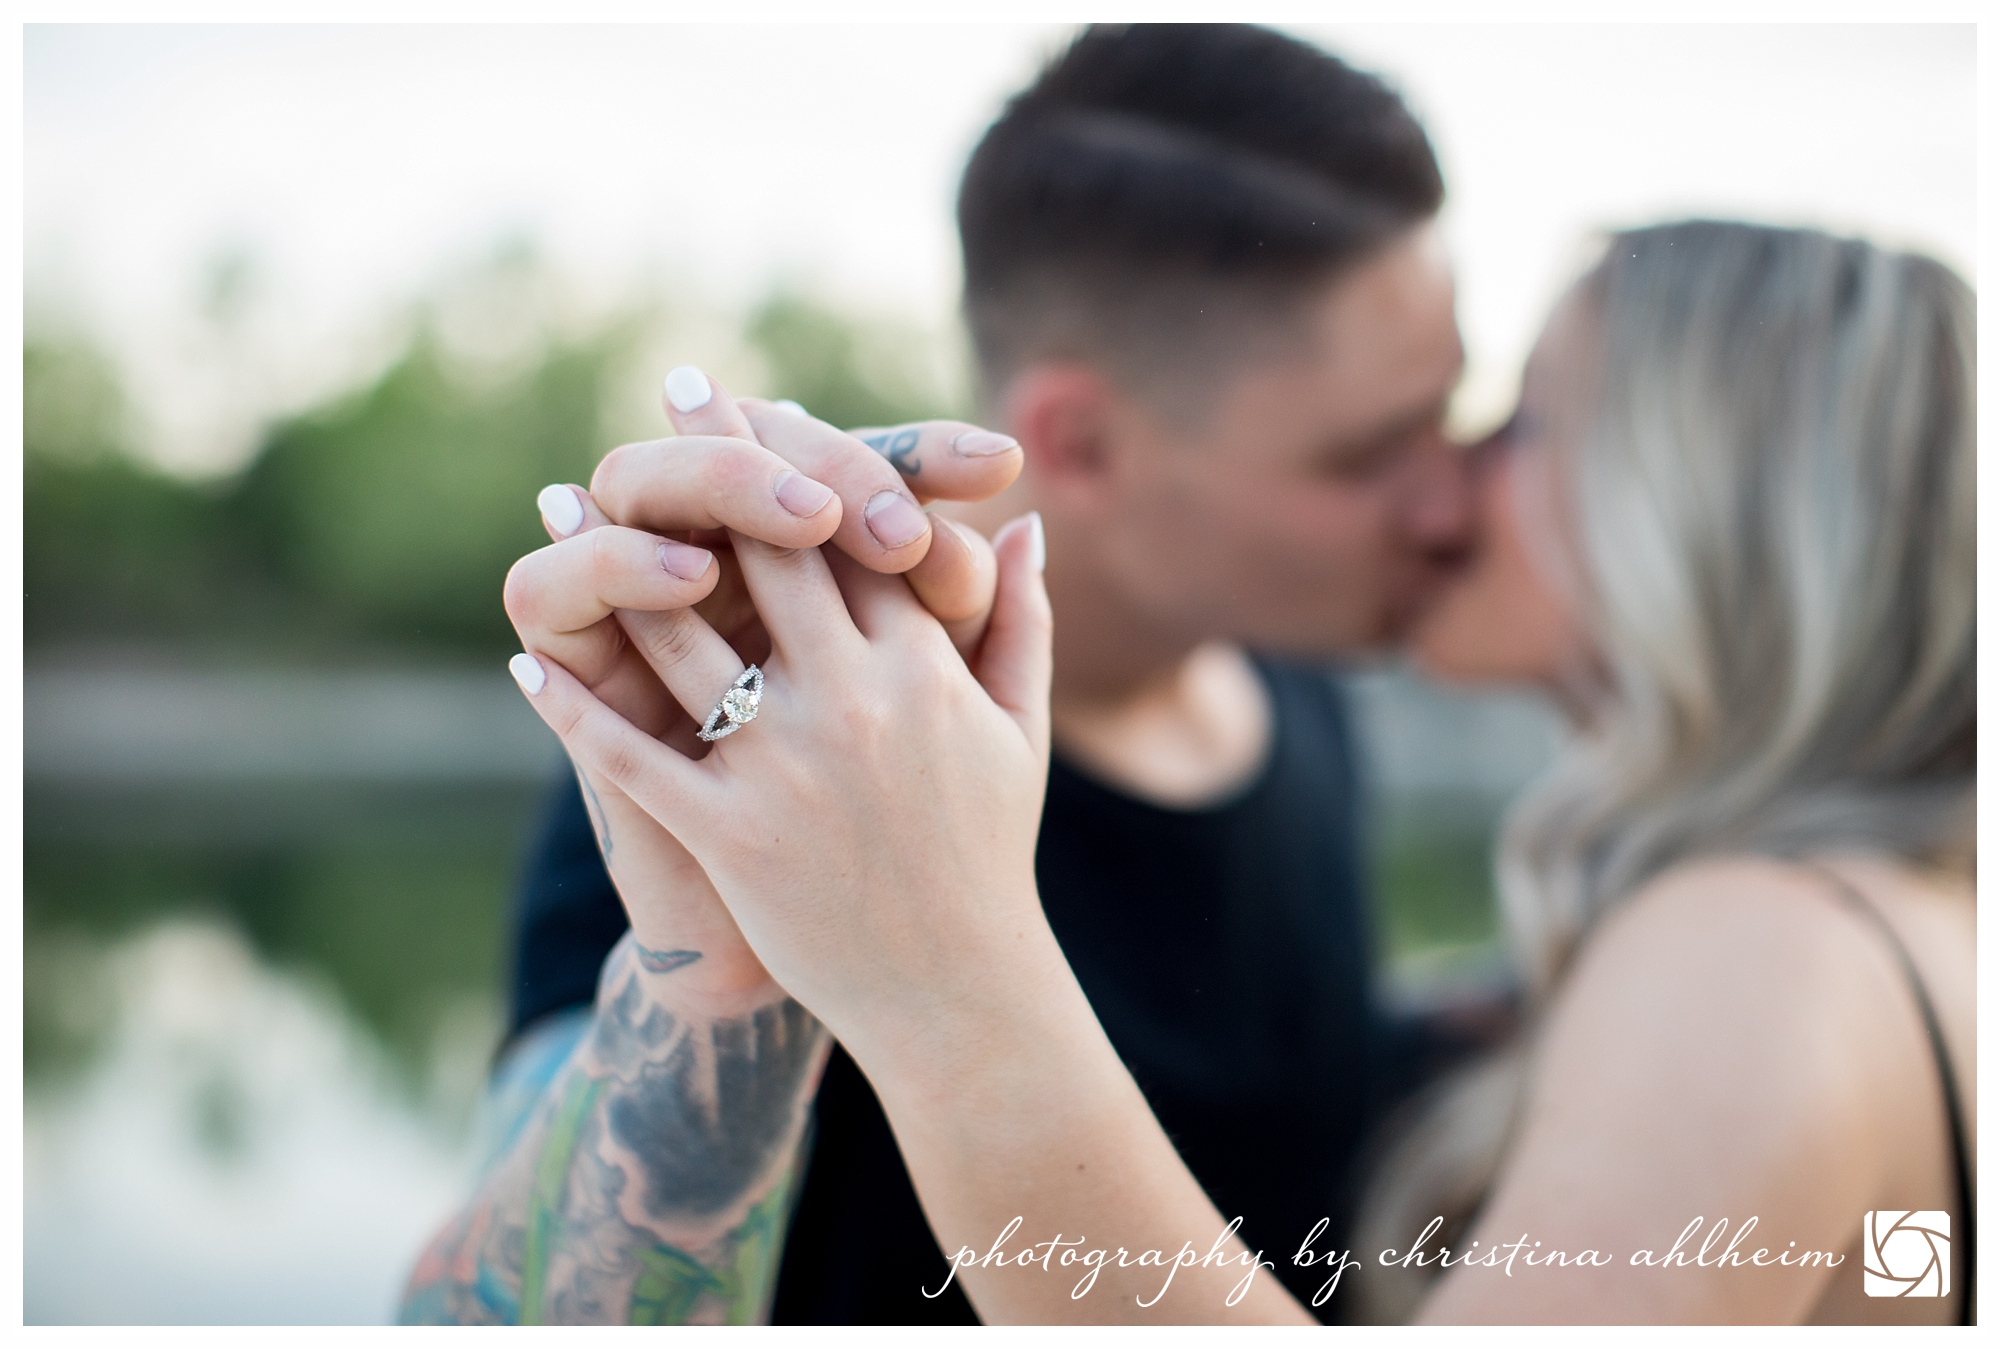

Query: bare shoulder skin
[1419,853,1973,1325]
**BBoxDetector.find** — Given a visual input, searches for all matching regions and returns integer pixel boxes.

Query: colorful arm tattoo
[398,934,829,1325]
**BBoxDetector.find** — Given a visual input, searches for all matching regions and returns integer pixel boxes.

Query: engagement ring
[698,666,764,742]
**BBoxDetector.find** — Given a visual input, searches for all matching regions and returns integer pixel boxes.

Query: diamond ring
[697,666,764,742]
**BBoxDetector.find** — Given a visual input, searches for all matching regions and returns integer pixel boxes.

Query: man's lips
[1385,548,1481,630]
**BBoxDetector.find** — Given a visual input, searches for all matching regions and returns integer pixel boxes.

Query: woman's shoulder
[1578,852,1969,1006]
[1470,853,1945,1307]
[1544,852,1964,1140]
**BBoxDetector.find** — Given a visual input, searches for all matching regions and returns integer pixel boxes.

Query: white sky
[25,22,1977,474]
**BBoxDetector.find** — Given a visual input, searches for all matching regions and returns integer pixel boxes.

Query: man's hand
[597,372,1021,677]
[500,369,1023,989]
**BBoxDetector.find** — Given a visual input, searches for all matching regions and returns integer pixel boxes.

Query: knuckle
[911,570,982,624]
[502,555,545,625]
[594,738,652,794]
[632,610,705,670]
[760,538,811,571]
[592,736,648,788]
[700,441,765,504]
[589,441,640,502]
[585,526,620,591]
[680,438,752,506]
[549,698,591,742]
[835,698,892,751]
[909,640,961,690]
[824,433,889,482]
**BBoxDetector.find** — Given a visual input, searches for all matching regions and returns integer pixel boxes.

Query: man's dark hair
[958,23,1444,401]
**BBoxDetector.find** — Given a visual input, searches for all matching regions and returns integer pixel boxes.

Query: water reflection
[23,664,552,1324]
[21,661,1557,1324]
[25,920,492,1324]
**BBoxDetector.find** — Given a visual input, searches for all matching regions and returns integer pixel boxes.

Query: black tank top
[1805,863,1975,1325]
[505,657,1391,1323]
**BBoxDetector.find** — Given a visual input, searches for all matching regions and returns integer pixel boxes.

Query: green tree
[24,339,250,644]
[232,322,631,652]
[25,275,968,659]
[747,290,966,431]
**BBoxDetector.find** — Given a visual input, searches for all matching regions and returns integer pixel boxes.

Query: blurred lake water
[23,659,555,1322]
[22,653,1559,1323]
[25,920,482,1324]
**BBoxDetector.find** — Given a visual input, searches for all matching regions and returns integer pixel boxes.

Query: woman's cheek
[1410,450,1583,689]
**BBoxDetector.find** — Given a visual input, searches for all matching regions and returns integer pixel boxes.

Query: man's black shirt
[504,657,1386,1321]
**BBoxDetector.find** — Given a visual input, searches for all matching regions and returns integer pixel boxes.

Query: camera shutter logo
[1862,1211,1950,1298]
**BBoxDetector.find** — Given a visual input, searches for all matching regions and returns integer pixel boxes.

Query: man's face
[1088,224,1472,656]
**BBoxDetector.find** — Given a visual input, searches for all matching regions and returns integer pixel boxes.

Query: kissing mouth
[1381,548,1481,635]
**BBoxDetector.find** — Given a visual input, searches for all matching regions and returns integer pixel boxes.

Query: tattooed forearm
[399,935,830,1325]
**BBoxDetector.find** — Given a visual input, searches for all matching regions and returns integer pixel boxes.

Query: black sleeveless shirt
[505,657,1387,1322]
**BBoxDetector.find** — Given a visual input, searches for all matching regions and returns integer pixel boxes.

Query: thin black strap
[1801,862,1975,1325]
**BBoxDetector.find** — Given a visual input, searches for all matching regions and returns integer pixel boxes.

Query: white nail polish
[1027,510,1046,573]
[773,399,808,417]
[509,653,547,696]
[536,483,584,537]
[664,366,713,413]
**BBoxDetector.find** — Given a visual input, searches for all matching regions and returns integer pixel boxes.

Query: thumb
[975,511,1052,762]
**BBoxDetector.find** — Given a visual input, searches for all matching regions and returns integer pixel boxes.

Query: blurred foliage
[25,338,128,463]
[748,292,961,433]
[1371,815,1500,963]
[25,832,517,1083]
[232,326,623,650]
[23,326,623,656]
[24,341,250,644]
[25,450,243,644]
[25,276,964,659]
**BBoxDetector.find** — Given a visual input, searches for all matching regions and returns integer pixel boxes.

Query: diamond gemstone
[721,686,759,723]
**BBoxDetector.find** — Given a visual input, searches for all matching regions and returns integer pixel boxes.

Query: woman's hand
[507,460,1314,1324]
[504,379,1315,1326]
[586,371,1021,678]
[501,371,1026,994]
[453,379,1038,1324]
[509,488,1056,1069]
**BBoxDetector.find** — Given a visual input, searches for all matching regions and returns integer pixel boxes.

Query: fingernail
[664,366,713,413]
[952,430,1019,458]
[536,483,584,537]
[866,491,930,550]
[774,469,835,518]
[1027,511,1046,573]
[773,398,808,417]
[509,653,547,696]
[658,539,713,581]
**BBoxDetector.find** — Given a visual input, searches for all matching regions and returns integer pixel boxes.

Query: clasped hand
[502,370,1055,1072]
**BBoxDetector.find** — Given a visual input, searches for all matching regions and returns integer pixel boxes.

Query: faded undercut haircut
[958,23,1445,409]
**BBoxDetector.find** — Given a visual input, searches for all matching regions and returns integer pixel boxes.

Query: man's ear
[1001,364,1126,514]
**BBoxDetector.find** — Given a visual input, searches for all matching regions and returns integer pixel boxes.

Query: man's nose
[1402,434,1477,551]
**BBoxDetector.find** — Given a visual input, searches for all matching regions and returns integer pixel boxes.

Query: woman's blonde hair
[1353,221,1975,1320]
